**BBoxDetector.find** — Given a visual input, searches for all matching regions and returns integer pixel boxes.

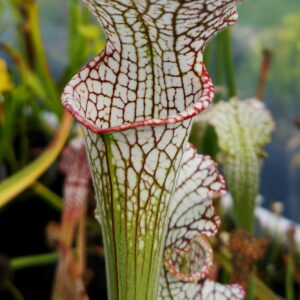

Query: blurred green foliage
[238,0,300,28]
[237,1,300,117]
[270,14,300,111]
[0,0,105,182]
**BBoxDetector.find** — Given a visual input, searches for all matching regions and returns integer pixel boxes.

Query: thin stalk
[0,43,46,99]
[203,41,212,73]
[188,121,203,153]
[201,125,218,160]
[32,182,100,232]
[215,34,225,102]
[26,3,61,115]
[253,276,279,300]
[19,2,35,69]
[0,91,19,168]
[10,249,102,271]
[0,112,73,207]
[7,1,31,69]
[32,182,63,210]
[222,28,237,98]
[256,50,272,101]
[286,254,295,300]
[0,43,57,114]
[6,142,18,172]
[6,281,26,300]
[19,113,29,168]
[68,0,90,74]
[11,252,58,270]
[269,217,282,264]
[246,274,255,300]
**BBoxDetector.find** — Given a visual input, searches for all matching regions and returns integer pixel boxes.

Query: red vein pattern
[82,120,192,299]
[53,138,90,300]
[163,143,224,281]
[62,0,238,133]
[61,1,240,299]
[159,143,244,299]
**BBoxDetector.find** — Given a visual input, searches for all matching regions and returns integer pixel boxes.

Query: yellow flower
[0,59,14,93]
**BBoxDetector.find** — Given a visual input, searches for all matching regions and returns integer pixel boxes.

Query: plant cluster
[0,1,300,300]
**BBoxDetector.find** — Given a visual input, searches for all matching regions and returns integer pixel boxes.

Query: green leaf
[0,112,73,208]
[210,98,274,232]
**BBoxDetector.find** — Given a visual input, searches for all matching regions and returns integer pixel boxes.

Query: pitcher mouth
[62,62,214,134]
[61,0,239,135]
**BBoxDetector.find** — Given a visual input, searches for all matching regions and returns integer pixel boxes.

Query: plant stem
[246,274,255,300]
[6,281,26,300]
[10,247,103,271]
[256,50,272,101]
[69,0,88,74]
[26,2,61,115]
[201,125,218,159]
[19,2,35,70]
[32,182,100,232]
[222,28,237,98]
[0,112,73,207]
[215,33,224,102]
[286,254,295,300]
[83,128,183,300]
[11,252,58,270]
[32,182,63,210]
[204,41,212,72]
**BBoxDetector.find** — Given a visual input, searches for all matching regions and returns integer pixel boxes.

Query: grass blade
[0,112,73,207]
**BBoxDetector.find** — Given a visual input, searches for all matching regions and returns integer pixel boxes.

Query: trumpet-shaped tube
[61,1,242,299]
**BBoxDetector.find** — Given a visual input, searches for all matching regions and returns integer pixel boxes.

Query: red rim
[62,65,214,134]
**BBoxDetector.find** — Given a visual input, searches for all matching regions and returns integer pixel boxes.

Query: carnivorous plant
[60,1,245,299]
